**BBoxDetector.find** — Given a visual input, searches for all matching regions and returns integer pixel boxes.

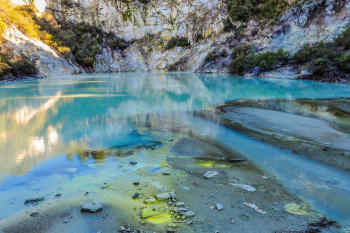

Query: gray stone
[24,197,44,206]
[81,201,103,213]
[175,202,185,207]
[216,203,223,211]
[230,183,257,192]
[156,192,176,200]
[144,197,156,204]
[203,171,219,179]
[183,211,195,217]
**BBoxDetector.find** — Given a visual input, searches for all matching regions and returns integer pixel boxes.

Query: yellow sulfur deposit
[284,203,308,215]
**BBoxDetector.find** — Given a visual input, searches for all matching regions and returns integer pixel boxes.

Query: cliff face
[1,0,350,80]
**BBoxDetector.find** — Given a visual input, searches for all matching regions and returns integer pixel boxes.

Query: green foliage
[248,49,290,70]
[293,42,337,64]
[292,26,350,77]
[34,15,129,69]
[0,52,38,79]
[227,0,290,23]
[165,37,191,50]
[229,45,253,74]
[61,0,74,7]
[335,52,350,72]
[335,27,350,49]
[205,50,229,63]
[230,46,289,74]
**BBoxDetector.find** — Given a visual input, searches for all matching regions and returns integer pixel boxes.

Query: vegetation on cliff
[0,0,42,78]
[227,0,291,24]
[228,26,350,82]
[0,0,130,78]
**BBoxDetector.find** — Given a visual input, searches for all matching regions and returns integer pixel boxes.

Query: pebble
[30,212,39,217]
[183,211,195,217]
[203,171,218,179]
[175,202,185,207]
[132,192,140,199]
[230,183,256,192]
[216,203,223,211]
[129,161,138,165]
[175,207,189,213]
[156,192,176,200]
[24,197,44,206]
[243,202,266,214]
[144,197,156,204]
[81,201,103,213]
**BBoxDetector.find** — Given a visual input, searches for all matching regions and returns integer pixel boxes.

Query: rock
[24,197,44,206]
[174,207,189,213]
[243,202,266,215]
[203,171,219,179]
[230,183,257,192]
[81,201,103,213]
[129,161,138,165]
[156,192,176,201]
[175,202,185,207]
[55,193,62,198]
[183,211,195,217]
[186,220,193,225]
[162,172,171,176]
[30,212,39,217]
[132,192,140,199]
[215,203,223,211]
[144,197,156,204]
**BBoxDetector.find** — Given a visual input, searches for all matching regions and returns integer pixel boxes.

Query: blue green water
[0,72,350,229]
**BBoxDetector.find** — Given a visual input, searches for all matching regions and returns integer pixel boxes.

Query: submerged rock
[132,193,140,199]
[203,171,219,179]
[81,201,103,213]
[156,192,176,201]
[24,197,44,206]
[230,184,257,192]
[243,202,266,215]
[215,203,224,211]
[183,211,195,217]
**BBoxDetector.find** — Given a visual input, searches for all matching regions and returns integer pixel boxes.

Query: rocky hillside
[1,0,350,82]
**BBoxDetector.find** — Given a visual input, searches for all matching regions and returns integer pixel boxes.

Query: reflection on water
[1,73,350,228]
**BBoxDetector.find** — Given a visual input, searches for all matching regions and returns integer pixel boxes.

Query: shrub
[230,46,289,74]
[165,37,191,50]
[248,49,290,71]
[0,52,38,78]
[227,0,290,24]
[335,27,350,49]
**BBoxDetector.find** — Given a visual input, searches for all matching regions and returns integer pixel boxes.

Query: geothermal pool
[0,73,349,233]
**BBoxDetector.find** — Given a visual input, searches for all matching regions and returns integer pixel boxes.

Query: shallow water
[1,72,350,232]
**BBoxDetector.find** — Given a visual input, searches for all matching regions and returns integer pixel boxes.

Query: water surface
[1,72,350,231]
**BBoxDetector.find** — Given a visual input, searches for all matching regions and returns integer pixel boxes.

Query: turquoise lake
[0,73,350,233]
